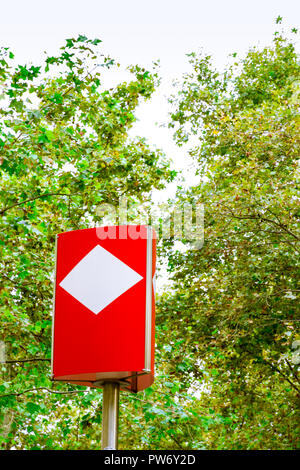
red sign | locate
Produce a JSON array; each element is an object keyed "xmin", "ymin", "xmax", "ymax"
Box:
[{"xmin": 51, "ymin": 225, "xmax": 156, "ymax": 392}]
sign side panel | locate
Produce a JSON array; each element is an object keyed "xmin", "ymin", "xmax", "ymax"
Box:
[
  {"xmin": 144, "ymin": 226, "xmax": 153, "ymax": 372},
  {"xmin": 137, "ymin": 227, "xmax": 156, "ymax": 391},
  {"xmin": 151, "ymin": 233, "xmax": 156, "ymax": 374}
]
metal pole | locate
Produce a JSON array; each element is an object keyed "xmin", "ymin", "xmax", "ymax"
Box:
[{"xmin": 101, "ymin": 382, "xmax": 120, "ymax": 450}]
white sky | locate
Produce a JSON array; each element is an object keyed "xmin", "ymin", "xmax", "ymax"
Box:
[{"xmin": 0, "ymin": 0, "xmax": 299, "ymax": 194}]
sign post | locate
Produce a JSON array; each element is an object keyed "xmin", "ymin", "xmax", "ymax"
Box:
[
  {"xmin": 51, "ymin": 225, "xmax": 156, "ymax": 449},
  {"xmin": 101, "ymin": 382, "xmax": 120, "ymax": 450}
]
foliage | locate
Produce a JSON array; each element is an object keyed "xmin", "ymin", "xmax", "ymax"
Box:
[
  {"xmin": 1, "ymin": 24, "xmax": 299, "ymax": 451},
  {"xmin": 159, "ymin": 26, "xmax": 300, "ymax": 449},
  {"xmin": 0, "ymin": 36, "xmax": 172, "ymax": 449}
]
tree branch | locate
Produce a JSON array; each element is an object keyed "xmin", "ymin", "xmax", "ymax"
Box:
[
  {"xmin": 217, "ymin": 202, "xmax": 300, "ymax": 242},
  {"xmin": 0, "ymin": 358, "xmax": 50, "ymax": 365},
  {"xmin": 0, "ymin": 387, "xmax": 87, "ymax": 399},
  {"xmin": 263, "ymin": 360, "xmax": 300, "ymax": 394},
  {"xmin": 0, "ymin": 192, "xmax": 73, "ymax": 216},
  {"xmin": 285, "ymin": 359, "xmax": 300, "ymax": 384}
]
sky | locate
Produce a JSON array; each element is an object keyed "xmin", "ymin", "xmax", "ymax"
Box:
[{"xmin": 0, "ymin": 0, "xmax": 299, "ymax": 194}]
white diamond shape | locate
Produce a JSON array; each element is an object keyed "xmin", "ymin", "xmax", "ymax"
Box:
[{"xmin": 59, "ymin": 245, "xmax": 143, "ymax": 314}]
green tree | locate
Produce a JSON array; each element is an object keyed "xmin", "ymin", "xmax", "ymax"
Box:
[
  {"xmin": 1, "ymin": 26, "xmax": 299, "ymax": 452},
  {"xmin": 159, "ymin": 26, "xmax": 300, "ymax": 449},
  {"xmin": 0, "ymin": 36, "xmax": 172, "ymax": 449}
]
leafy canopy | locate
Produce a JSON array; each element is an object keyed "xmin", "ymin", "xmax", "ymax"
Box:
[
  {"xmin": 159, "ymin": 26, "xmax": 300, "ymax": 449},
  {"xmin": 0, "ymin": 35, "xmax": 172, "ymax": 450}
]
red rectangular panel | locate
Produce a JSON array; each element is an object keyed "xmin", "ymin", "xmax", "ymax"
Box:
[{"xmin": 51, "ymin": 225, "xmax": 156, "ymax": 392}]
